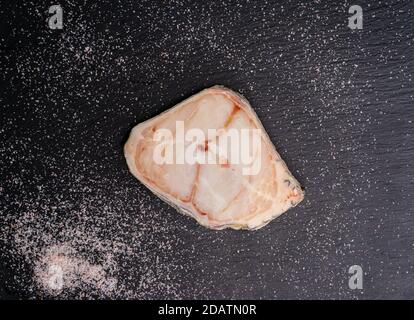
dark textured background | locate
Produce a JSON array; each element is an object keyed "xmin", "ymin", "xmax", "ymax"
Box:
[{"xmin": 0, "ymin": 0, "xmax": 413, "ymax": 299}]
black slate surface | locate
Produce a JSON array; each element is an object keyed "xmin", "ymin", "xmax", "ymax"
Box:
[{"xmin": 0, "ymin": 0, "xmax": 413, "ymax": 299}]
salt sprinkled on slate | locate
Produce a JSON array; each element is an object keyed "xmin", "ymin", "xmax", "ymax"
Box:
[
  {"xmin": 3, "ymin": 172, "xmax": 191, "ymax": 299},
  {"xmin": 33, "ymin": 244, "xmax": 118, "ymax": 296}
]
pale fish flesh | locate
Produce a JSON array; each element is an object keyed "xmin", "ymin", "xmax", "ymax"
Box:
[{"xmin": 124, "ymin": 86, "xmax": 304, "ymax": 230}]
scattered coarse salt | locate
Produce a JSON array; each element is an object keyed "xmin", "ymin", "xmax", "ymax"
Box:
[{"xmin": 34, "ymin": 244, "xmax": 117, "ymax": 296}]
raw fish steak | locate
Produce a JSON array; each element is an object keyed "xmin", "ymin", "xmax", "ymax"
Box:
[{"xmin": 124, "ymin": 86, "xmax": 304, "ymax": 230}]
